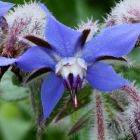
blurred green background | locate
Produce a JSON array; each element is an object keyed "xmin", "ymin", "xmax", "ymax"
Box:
[
  {"xmin": 1, "ymin": 0, "xmax": 131, "ymax": 140},
  {"xmin": 5, "ymin": 0, "xmax": 119, "ymax": 26}
]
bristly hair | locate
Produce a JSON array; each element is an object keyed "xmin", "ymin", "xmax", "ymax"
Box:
[
  {"xmin": 6, "ymin": 1, "xmax": 47, "ymax": 36},
  {"xmin": 125, "ymin": 101, "xmax": 140, "ymax": 139},
  {"xmin": 108, "ymin": 0, "xmax": 140, "ymax": 24},
  {"xmin": 76, "ymin": 18, "xmax": 99, "ymax": 42}
]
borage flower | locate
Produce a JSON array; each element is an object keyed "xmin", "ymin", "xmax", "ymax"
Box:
[{"xmin": 0, "ymin": 3, "xmax": 140, "ymax": 120}]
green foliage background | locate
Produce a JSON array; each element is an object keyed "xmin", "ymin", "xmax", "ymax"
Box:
[{"xmin": 1, "ymin": 0, "xmax": 139, "ymax": 140}]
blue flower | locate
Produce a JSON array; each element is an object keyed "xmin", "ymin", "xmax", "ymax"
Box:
[
  {"xmin": 0, "ymin": 1, "xmax": 14, "ymax": 17},
  {"xmin": 0, "ymin": 3, "xmax": 140, "ymax": 120}
]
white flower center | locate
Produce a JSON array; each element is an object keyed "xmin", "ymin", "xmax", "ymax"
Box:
[
  {"xmin": 55, "ymin": 57, "xmax": 87, "ymax": 79},
  {"xmin": 55, "ymin": 57, "xmax": 87, "ymax": 108}
]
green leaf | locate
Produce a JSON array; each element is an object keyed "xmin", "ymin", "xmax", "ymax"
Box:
[
  {"xmin": 68, "ymin": 110, "xmax": 91, "ymax": 136},
  {"xmin": 0, "ymin": 120, "xmax": 32, "ymax": 140},
  {"xmin": 128, "ymin": 47, "xmax": 140, "ymax": 64},
  {"xmin": 0, "ymin": 102, "xmax": 32, "ymax": 140},
  {"xmin": 102, "ymin": 94, "xmax": 124, "ymax": 112},
  {"xmin": 115, "ymin": 65, "xmax": 140, "ymax": 87},
  {"xmin": 55, "ymin": 85, "xmax": 93, "ymax": 122},
  {"xmin": 0, "ymin": 71, "xmax": 29, "ymax": 101}
]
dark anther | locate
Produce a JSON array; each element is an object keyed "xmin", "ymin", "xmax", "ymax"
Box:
[
  {"xmin": 68, "ymin": 73, "xmax": 74, "ymax": 88},
  {"xmin": 64, "ymin": 73, "xmax": 82, "ymax": 108}
]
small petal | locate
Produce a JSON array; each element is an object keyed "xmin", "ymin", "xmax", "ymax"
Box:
[
  {"xmin": 39, "ymin": 3, "xmax": 82, "ymax": 57},
  {"xmin": 24, "ymin": 67, "xmax": 51, "ymax": 83},
  {"xmin": 82, "ymin": 23, "xmax": 140, "ymax": 62},
  {"xmin": 41, "ymin": 73, "xmax": 64, "ymax": 120},
  {"xmin": 24, "ymin": 35, "xmax": 52, "ymax": 49},
  {"xmin": 0, "ymin": 57, "xmax": 16, "ymax": 66},
  {"xmin": 0, "ymin": 1, "xmax": 14, "ymax": 17},
  {"xmin": 86, "ymin": 62, "xmax": 129, "ymax": 92},
  {"xmin": 16, "ymin": 46, "xmax": 55, "ymax": 73}
]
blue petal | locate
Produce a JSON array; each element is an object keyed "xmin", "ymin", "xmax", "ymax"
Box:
[
  {"xmin": 39, "ymin": 3, "xmax": 82, "ymax": 57},
  {"xmin": 41, "ymin": 73, "xmax": 64, "ymax": 120},
  {"xmin": 16, "ymin": 46, "xmax": 55, "ymax": 73},
  {"xmin": 86, "ymin": 62, "xmax": 129, "ymax": 92},
  {"xmin": 0, "ymin": 57, "xmax": 16, "ymax": 66},
  {"xmin": 0, "ymin": 1, "xmax": 14, "ymax": 17},
  {"xmin": 82, "ymin": 23, "xmax": 140, "ymax": 63}
]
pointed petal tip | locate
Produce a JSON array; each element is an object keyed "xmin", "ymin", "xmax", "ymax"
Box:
[
  {"xmin": 0, "ymin": 1, "xmax": 15, "ymax": 16},
  {"xmin": 38, "ymin": 2, "xmax": 51, "ymax": 15},
  {"xmin": 38, "ymin": 2, "xmax": 82, "ymax": 57}
]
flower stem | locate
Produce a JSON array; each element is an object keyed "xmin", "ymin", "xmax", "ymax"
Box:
[
  {"xmin": 121, "ymin": 85, "xmax": 140, "ymax": 139},
  {"xmin": 29, "ymin": 85, "xmax": 45, "ymax": 140},
  {"xmin": 95, "ymin": 94, "xmax": 105, "ymax": 140},
  {"xmin": 121, "ymin": 85, "xmax": 140, "ymax": 103}
]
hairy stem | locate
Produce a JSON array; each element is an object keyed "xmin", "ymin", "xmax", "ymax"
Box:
[
  {"xmin": 95, "ymin": 94, "xmax": 105, "ymax": 140},
  {"xmin": 121, "ymin": 85, "xmax": 140, "ymax": 103},
  {"xmin": 29, "ymin": 84, "xmax": 45, "ymax": 140},
  {"xmin": 121, "ymin": 85, "xmax": 140, "ymax": 139}
]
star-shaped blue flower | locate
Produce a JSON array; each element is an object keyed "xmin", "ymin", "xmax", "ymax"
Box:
[
  {"xmin": 0, "ymin": 1, "xmax": 14, "ymax": 17},
  {"xmin": 0, "ymin": 3, "xmax": 140, "ymax": 120}
]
